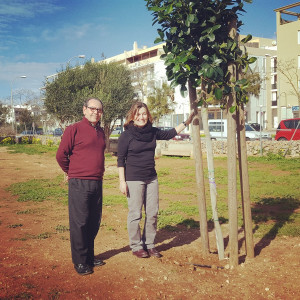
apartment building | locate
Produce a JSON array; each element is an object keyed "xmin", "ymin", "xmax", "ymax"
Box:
[
  {"xmin": 243, "ymin": 36, "xmax": 278, "ymax": 130},
  {"xmin": 103, "ymin": 41, "xmax": 190, "ymax": 129},
  {"xmin": 102, "ymin": 38, "xmax": 279, "ymax": 130},
  {"xmin": 275, "ymin": 2, "xmax": 300, "ymax": 120}
]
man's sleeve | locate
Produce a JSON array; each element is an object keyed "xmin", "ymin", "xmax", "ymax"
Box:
[{"xmin": 56, "ymin": 126, "xmax": 74, "ymax": 173}]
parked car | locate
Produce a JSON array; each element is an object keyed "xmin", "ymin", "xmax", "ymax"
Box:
[
  {"xmin": 20, "ymin": 130, "xmax": 34, "ymax": 136},
  {"xmin": 208, "ymin": 119, "xmax": 272, "ymax": 141},
  {"xmin": 111, "ymin": 127, "xmax": 122, "ymax": 135},
  {"xmin": 53, "ymin": 128, "xmax": 63, "ymax": 136},
  {"xmin": 248, "ymin": 122, "xmax": 261, "ymax": 131},
  {"xmin": 275, "ymin": 118, "xmax": 300, "ymax": 141},
  {"xmin": 173, "ymin": 133, "xmax": 191, "ymax": 141},
  {"xmin": 157, "ymin": 126, "xmax": 173, "ymax": 131}
]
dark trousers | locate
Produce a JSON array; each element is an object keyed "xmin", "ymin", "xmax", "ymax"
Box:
[{"xmin": 68, "ymin": 178, "xmax": 103, "ymax": 265}]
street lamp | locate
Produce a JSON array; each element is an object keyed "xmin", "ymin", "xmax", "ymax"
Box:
[
  {"xmin": 10, "ymin": 75, "xmax": 27, "ymax": 131},
  {"xmin": 259, "ymin": 105, "xmax": 263, "ymax": 156},
  {"xmin": 66, "ymin": 54, "xmax": 85, "ymax": 66}
]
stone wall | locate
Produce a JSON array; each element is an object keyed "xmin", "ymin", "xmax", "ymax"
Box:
[
  {"xmin": 2, "ymin": 135, "xmax": 299, "ymax": 157},
  {"xmin": 156, "ymin": 140, "xmax": 300, "ymax": 157}
]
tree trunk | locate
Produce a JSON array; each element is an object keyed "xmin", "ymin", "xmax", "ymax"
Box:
[
  {"xmin": 237, "ymin": 104, "xmax": 254, "ymax": 258},
  {"xmin": 201, "ymin": 102, "xmax": 225, "ymax": 260},
  {"xmin": 104, "ymin": 126, "xmax": 111, "ymax": 153},
  {"xmin": 227, "ymin": 19, "xmax": 239, "ymax": 268},
  {"xmin": 188, "ymin": 81, "xmax": 210, "ymax": 255}
]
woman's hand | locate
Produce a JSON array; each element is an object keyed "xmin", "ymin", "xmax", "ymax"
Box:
[
  {"xmin": 119, "ymin": 180, "xmax": 128, "ymax": 196},
  {"xmin": 185, "ymin": 110, "xmax": 196, "ymax": 126}
]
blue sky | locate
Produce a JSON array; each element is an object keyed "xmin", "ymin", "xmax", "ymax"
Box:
[{"xmin": 0, "ymin": 0, "xmax": 298, "ymax": 101}]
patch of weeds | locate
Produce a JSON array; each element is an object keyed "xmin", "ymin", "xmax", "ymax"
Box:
[
  {"xmin": 22, "ymin": 282, "xmax": 36, "ymax": 289},
  {"xmin": 7, "ymin": 175, "xmax": 68, "ymax": 203},
  {"xmin": 103, "ymin": 195, "xmax": 127, "ymax": 207},
  {"xmin": 9, "ymin": 292, "xmax": 34, "ymax": 299},
  {"xmin": 36, "ymin": 232, "xmax": 51, "ymax": 239},
  {"xmin": 8, "ymin": 223, "xmax": 23, "ymax": 228},
  {"xmin": 180, "ymin": 218, "xmax": 199, "ymax": 229},
  {"xmin": 6, "ymin": 143, "xmax": 58, "ymax": 155},
  {"xmin": 17, "ymin": 209, "xmax": 34, "ymax": 215},
  {"xmin": 252, "ymin": 196, "xmax": 300, "ymax": 238},
  {"xmin": 167, "ymin": 201, "xmax": 198, "ymax": 217},
  {"xmin": 157, "ymin": 168, "xmax": 170, "ymax": 176},
  {"xmin": 157, "ymin": 213, "xmax": 185, "ymax": 229},
  {"xmin": 55, "ymin": 224, "xmax": 69, "ymax": 233},
  {"xmin": 48, "ymin": 288, "xmax": 62, "ymax": 300},
  {"xmin": 12, "ymin": 234, "xmax": 34, "ymax": 241},
  {"xmin": 101, "ymin": 223, "xmax": 116, "ymax": 231},
  {"xmin": 105, "ymin": 173, "xmax": 119, "ymax": 180}
]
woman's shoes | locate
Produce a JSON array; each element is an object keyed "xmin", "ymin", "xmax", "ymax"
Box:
[
  {"xmin": 132, "ymin": 249, "xmax": 149, "ymax": 258},
  {"xmin": 132, "ymin": 248, "xmax": 163, "ymax": 258},
  {"xmin": 148, "ymin": 248, "xmax": 162, "ymax": 258}
]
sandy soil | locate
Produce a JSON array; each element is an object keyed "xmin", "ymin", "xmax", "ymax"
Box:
[{"xmin": 0, "ymin": 147, "xmax": 299, "ymax": 300}]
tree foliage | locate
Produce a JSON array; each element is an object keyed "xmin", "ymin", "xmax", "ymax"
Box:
[
  {"xmin": 44, "ymin": 61, "xmax": 135, "ymax": 137},
  {"xmin": 0, "ymin": 103, "xmax": 9, "ymax": 126},
  {"xmin": 145, "ymin": 0, "xmax": 255, "ymax": 109},
  {"xmin": 147, "ymin": 82, "xmax": 175, "ymax": 123}
]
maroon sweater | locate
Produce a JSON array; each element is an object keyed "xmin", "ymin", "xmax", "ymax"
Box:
[{"xmin": 56, "ymin": 117, "xmax": 106, "ymax": 181}]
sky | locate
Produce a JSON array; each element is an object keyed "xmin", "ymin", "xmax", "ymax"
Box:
[{"xmin": 0, "ymin": 0, "xmax": 299, "ymax": 102}]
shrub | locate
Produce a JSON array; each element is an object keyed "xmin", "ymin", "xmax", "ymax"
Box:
[{"xmin": 0, "ymin": 137, "xmax": 14, "ymax": 145}]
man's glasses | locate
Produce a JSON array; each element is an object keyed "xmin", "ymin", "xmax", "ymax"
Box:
[{"xmin": 88, "ymin": 106, "xmax": 102, "ymax": 113}]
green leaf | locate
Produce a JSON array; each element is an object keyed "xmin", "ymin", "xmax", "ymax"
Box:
[
  {"xmin": 187, "ymin": 14, "xmax": 195, "ymax": 23},
  {"xmin": 158, "ymin": 29, "xmax": 164, "ymax": 39},
  {"xmin": 241, "ymin": 34, "xmax": 252, "ymax": 44},
  {"xmin": 214, "ymin": 88, "xmax": 223, "ymax": 100},
  {"xmin": 170, "ymin": 27, "xmax": 177, "ymax": 34},
  {"xmin": 154, "ymin": 37, "xmax": 163, "ymax": 44},
  {"xmin": 180, "ymin": 85, "xmax": 188, "ymax": 98},
  {"xmin": 229, "ymin": 105, "xmax": 237, "ymax": 113},
  {"xmin": 248, "ymin": 57, "xmax": 257, "ymax": 64},
  {"xmin": 166, "ymin": 4, "xmax": 173, "ymax": 14}
]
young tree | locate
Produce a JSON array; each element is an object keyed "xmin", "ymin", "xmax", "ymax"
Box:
[
  {"xmin": 18, "ymin": 108, "xmax": 34, "ymax": 131},
  {"xmin": 146, "ymin": 0, "xmax": 255, "ymax": 265},
  {"xmin": 44, "ymin": 61, "xmax": 135, "ymax": 148},
  {"xmin": 147, "ymin": 82, "xmax": 175, "ymax": 124}
]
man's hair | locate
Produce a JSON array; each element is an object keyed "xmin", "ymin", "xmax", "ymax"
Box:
[
  {"xmin": 84, "ymin": 97, "xmax": 103, "ymax": 109},
  {"xmin": 124, "ymin": 101, "xmax": 153, "ymax": 128}
]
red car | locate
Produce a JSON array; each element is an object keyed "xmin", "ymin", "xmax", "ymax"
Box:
[{"xmin": 275, "ymin": 118, "xmax": 300, "ymax": 141}]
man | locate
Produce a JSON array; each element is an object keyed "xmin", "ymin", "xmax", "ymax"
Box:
[{"xmin": 56, "ymin": 97, "xmax": 106, "ymax": 275}]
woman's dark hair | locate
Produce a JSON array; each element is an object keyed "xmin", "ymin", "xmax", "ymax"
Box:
[{"xmin": 124, "ymin": 101, "xmax": 153, "ymax": 128}]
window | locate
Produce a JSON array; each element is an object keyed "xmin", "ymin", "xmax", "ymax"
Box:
[{"xmin": 209, "ymin": 122, "xmax": 224, "ymax": 133}]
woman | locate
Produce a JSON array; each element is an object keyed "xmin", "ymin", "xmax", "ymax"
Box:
[{"xmin": 117, "ymin": 101, "xmax": 194, "ymax": 258}]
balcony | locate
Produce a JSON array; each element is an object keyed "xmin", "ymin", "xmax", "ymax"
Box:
[{"xmin": 271, "ymin": 83, "xmax": 277, "ymax": 89}]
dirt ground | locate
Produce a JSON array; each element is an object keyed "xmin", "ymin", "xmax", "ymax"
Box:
[{"xmin": 0, "ymin": 147, "xmax": 299, "ymax": 300}]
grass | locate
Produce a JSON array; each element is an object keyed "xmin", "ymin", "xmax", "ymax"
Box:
[
  {"xmin": 4, "ymin": 144, "xmax": 300, "ymax": 239},
  {"xmin": 3, "ymin": 143, "xmax": 59, "ymax": 155}
]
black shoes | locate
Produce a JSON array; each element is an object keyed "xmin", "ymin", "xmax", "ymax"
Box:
[
  {"xmin": 148, "ymin": 248, "xmax": 163, "ymax": 258},
  {"xmin": 74, "ymin": 264, "xmax": 93, "ymax": 276},
  {"xmin": 132, "ymin": 249, "xmax": 150, "ymax": 258},
  {"xmin": 94, "ymin": 258, "xmax": 105, "ymax": 267},
  {"xmin": 74, "ymin": 259, "xmax": 105, "ymax": 275}
]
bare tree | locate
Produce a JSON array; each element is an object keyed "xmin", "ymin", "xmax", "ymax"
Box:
[{"xmin": 277, "ymin": 59, "xmax": 300, "ymax": 107}]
